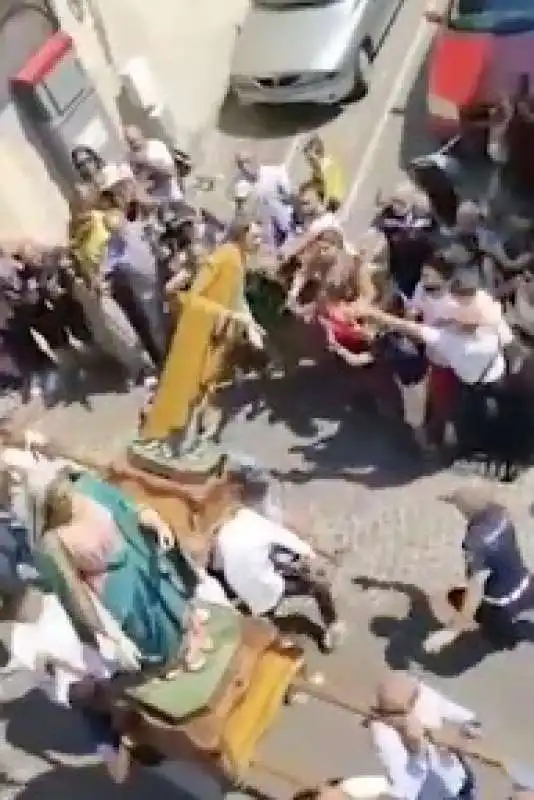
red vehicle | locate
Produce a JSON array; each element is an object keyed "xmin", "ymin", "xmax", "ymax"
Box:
[{"xmin": 425, "ymin": 0, "xmax": 534, "ymax": 138}]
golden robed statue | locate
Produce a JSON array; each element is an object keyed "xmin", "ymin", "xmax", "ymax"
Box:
[{"xmin": 136, "ymin": 220, "xmax": 262, "ymax": 472}]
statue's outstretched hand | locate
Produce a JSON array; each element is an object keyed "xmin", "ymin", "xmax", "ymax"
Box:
[{"xmin": 138, "ymin": 506, "xmax": 175, "ymax": 552}]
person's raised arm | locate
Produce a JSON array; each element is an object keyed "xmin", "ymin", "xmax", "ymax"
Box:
[{"xmin": 354, "ymin": 256, "xmax": 376, "ymax": 304}]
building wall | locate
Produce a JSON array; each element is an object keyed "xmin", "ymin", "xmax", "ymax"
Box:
[
  {"xmin": 0, "ymin": 0, "xmax": 119, "ymax": 243},
  {"xmin": 0, "ymin": 0, "xmax": 247, "ymax": 243}
]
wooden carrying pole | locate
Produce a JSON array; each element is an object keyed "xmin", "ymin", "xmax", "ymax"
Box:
[
  {"xmin": 290, "ymin": 678, "xmax": 504, "ymax": 769},
  {"xmin": 248, "ymin": 678, "xmax": 509, "ymax": 794},
  {"xmin": 0, "ymin": 432, "xmax": 511, "ymax": 785}
]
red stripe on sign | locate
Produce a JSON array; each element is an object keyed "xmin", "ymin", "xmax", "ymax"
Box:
[{"xmin": 12, "ymin": 31, "xmax": 73, "ymax": 86}]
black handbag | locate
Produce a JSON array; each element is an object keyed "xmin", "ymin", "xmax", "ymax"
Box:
[{"xmin": 374, "ymin": 332, "xmax": 427, "ymax": 386}]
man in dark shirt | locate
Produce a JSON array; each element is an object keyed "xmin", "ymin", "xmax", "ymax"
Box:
[{"xmin": 373, "ymin": 188, "xmax": 435, "ymax": 298}]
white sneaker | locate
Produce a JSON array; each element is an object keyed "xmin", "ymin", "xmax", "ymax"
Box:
[{"xmin": 321, "ymin": 620, "xmax": 347, "ymax": 652}]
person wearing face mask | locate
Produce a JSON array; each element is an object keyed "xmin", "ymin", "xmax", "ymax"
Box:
[
  {"xmin": 372, "ymin": 182, "xmax": 435, "ymax": 299},
  {"xmin": 369, "ymin": 670, "xmax": 480, "ymax": 800}
]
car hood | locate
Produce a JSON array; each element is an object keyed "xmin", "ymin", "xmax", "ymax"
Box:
[
  {"xmin": 231, "ymin": 3, "xmax": 353, "ymax": 76},
  {"xmin": 429, "ymin": 29, "xmax": 534, "ymax": 108}
]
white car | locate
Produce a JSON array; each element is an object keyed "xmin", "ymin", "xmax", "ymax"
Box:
[{"xmin": 230, "ymin": 0, "xmax": 405, "ymax": 106}]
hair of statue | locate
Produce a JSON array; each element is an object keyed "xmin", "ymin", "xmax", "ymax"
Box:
[{"xmin": 43, "ymin": 473, "xmax": 75, "ymax": 533}]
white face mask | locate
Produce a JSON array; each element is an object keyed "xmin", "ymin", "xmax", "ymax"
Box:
[{"xmin": 451, "ymin": 292, "xmax": 477, "ymax": 307}]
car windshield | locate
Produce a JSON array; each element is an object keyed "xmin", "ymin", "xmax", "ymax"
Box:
[
  {"xmin": 255, "ymin": 0, "xmax": 341, "ymax": 7},
  {"xmin": 449, "ymin": 0, "xmax": 534, "ymax": 33}
]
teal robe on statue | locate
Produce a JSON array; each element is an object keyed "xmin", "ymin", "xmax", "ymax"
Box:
[{"xmin": 39, "ymin": 473, "xmax": 196, "ymax": 665}]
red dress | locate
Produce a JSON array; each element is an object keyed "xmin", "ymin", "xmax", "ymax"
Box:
[{"xmin": 319, "ymin": 304, "xmax": 368, "ymax": 354}]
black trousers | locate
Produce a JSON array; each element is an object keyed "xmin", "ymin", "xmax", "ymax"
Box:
[
  {"xmin": 455, "ymin": 377, "xmax": 533, "ymax": 467},
  {"xmin": 475, "ymin": 578, "xmax": 534, "ymax": 649},
  {"xmin": 282, "ymin": 572, "xmax": 338, "ymax": 628}
]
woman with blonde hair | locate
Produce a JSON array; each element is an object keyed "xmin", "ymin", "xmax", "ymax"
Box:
[{"xmin": 287, "ymin": 228, "xmax": 375, "ymax": 319}]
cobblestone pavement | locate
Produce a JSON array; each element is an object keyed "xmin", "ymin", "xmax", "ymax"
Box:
[
  {"xmin": 2, "ymin": 360, "xmax": 534, "ymax": 798},
  {"xmin": 2, "ymin": 0, "xmax": 534, "ymax": 786}
]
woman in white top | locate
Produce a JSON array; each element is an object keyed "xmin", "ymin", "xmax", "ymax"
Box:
[
  {"xmin": 352, "ymin": 279, "xmax": 521, "ymax": 471},
  {"xmin": 369, "ymin": 670, "xmax": 479, "ymax": 800}
]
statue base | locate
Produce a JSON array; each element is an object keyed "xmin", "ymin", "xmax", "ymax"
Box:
[{"xmin": 127, "ymin": 437, "xmax": 226, "ymax": 485}]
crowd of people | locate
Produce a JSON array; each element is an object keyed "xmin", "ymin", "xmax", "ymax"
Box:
[
  {"xmin": 2, "ymin": 114, "xmax": 534, "ymax": 482},
  {"xmin": 0, "ymin": 99, "xmax": 534, "ymax": 798}
]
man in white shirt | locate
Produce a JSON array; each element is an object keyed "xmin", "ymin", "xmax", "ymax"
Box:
[
  {"xmin": 369, "ymin": 670, "xmax": 479, "ymax": 800},
  {"xmin": 124, "ymin": 125, "xmax": 183, "ymax": 203},
  {"xmin": 234, "ymin": 152, "xmax": 293, "ymax": 247},
  {"xmin": 210, "ymin": 455, "xmax": 345, "ymax": 651}
]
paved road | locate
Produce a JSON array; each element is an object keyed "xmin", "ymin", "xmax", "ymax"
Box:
[
  {"xmin": 201, "ymin": 0, "xmax": 435, "ymax": 239},
  {"xmin": 3, "ymin": 2, "xmax": 534, "ymax": 796}
]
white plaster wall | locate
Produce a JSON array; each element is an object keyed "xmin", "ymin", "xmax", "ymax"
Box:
[
  {"xmin": 0, "ymin": 0, "xmax": 123, "ymax": 244},
  {"xmin": 1, "ymin": 0, "xmax": 248, "ymax": 241},
  {"xmin": 0, "ymin": 109, "xmax": 67, "ymax": 244},
  {"xmin": 79, "ymin": 0, "xmax": 249, "ymax": 150}
]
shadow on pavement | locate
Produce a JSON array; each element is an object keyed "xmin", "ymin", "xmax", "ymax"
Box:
[
  {"xmin": 5, "ymin": 691, "xmax": 95, "ymax": 759},
  {"xmin": 3, "ymin": 690, "xmax": 270, "ymax": 800},
  {"xmin": 14, "ymin": 763, "xmax": 199, "ymax": 800},
  {"xmin": 217, "ymin": 92, "xmax": 342, "ymax": 139},
  {"xmin": 219, "ymin": 353, "xmax": 440, "ymax": 489},
  {"xmin": 351, "ymin": 575, "xmax": 495, "ymax": 678}
]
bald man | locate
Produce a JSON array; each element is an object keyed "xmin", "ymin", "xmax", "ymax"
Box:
[
  {"xmin": 369, "ymin": 670, "xmax": 479, "ymax": 799},
  {"xmin": 292, "ymin": 776, "xmax": 393, "ymax": 800}
]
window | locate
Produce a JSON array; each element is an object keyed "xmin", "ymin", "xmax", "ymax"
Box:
[
  {"xmin": 449, "ymin": 0, "xmax": 534, "ymax": 32},
  {"xmin": 40, "ymin": 51, "xmax": 85, "ymax": 115}
]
